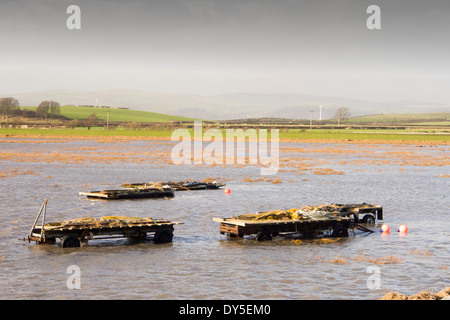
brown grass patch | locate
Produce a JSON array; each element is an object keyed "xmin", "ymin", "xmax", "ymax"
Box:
[
  {"xmin": 352, "ymin": 255, "xmax": 402, "ymax": 265},
  {"xmin": 312, "ymin": 168, "xmax": 345, "ymax": 175},
  {"xmin": 242, "ymin": 176, "xmax": 282, "ymax": 183},
  {"xmin": 0, "ymin": 168, "xmax": 40, "ymax": 178},
  {"xmin": 410, "ymin": 250, "xmax": 433, "ymax": 257},
  {"xmin": 328, "ymin": 258, "xmax": 350, "ymax": 265}
]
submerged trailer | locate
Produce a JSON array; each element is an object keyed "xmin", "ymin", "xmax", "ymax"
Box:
[
  {"xmin": 79, "ymin": 185, "xmax": 175, "ymax": 199},
  {"xmin": 121, "ymin": 180, "xmax": 226, "ymax": 191},
  {"xmin": 213, "ymin": 203, "xmax": 383, "ymax": 241},
  {"xmin": 300, "ymin": 203, "xmax": 383, "ymax": 224},
  {"xmin": 27, "ymin": 200, "xmax": 182, "ymax": 247},
  {"xmin": 213, "ymin": 216, "xmax": 352, "ymax": 241}
]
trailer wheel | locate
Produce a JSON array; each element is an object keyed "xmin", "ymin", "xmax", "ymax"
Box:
[
  {"xmin": 256, "ymin": 231, "xmax": 272, "ymax": 241},
  {"xmin": 332, "ymin": 227, "xmax": 349, "ymax": 238},
  {"xmin": 362, "ymin": 215, "xmax": 375, "ymax": 225},
  {"xmin": 61, "ymin": 235, "xmax": 81, "ymax": 248},
  {"xmin": 44, "ymin": 237, "xmax": 56, "ymax": 244},
  {"xmin": 154, "ymin": 229, "xmax": 173, "ymax": 244}
]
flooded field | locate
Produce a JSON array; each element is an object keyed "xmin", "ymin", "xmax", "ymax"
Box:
[{"xmin": 0, "ymin": 137, "xmax": 448, "ymax": 299}]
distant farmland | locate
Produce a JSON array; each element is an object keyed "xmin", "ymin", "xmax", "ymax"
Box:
[
  {"xmin": 22, "ymin": 105, "xmax": 197, "ymax": 123},
  {"xmin": 348, "ymin": 112, "xmax": 450, "ymax": 124}
]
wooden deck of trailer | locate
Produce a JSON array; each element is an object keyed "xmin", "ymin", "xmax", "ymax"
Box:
[
  {"xmin": 27, "ymin": 200, "xmax": 182, "ymax": 247},
  {"xmin": 120, "ymin": 181, "xmax": 226, "ymax": 191},
  {"xmin": 79, "ymin": 185, "xmax": 175, "ymax": 199},
  {"xmin": 213, "ymin": 203, "xmax": 383, "ymax": 241},
  {"xmin": 213, "ymin": 216, "xmax": 352, "ymax": 241}
]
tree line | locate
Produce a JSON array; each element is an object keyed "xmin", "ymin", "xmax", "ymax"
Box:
[
  {"xmin": 0, "ymin": 97, "xmax": 62, "ymax": 121},
  {"xmin": 0, "ymin": 96, "xmax": 103, "ymax": 130}
]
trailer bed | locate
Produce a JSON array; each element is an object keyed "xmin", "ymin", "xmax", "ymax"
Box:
[
  {"xmin": 213, "ymin": 216, "xmax": 352, "ymax": 241},
  {"xmin": 213, "ymin": 202, "xmax": 382, "ymax": 241},
  {"xmin": 79, "ymin": 186, "xmax": 174, "ymax": 199},
  {"xmin": 27, "ymin": 200, "xmax": 182, "ymax": 247},
  {"xmin": 121, "ymin": 181, "xmax": 226, "ymax": 191}
]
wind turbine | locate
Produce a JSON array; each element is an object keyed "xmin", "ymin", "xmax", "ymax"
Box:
[{"xmin": 319, "ymin": 105, "xmax": 323, "ymax": 121}]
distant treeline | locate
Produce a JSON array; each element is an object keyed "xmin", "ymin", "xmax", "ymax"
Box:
[{"xmin": 0, "ymin": 96, "xmax": 132, "ymax": 124}]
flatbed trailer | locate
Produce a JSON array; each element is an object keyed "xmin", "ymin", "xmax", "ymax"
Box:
[
  {"xmin": 27, "ymin": 200, "xmax": 182, "ymax": 247},
  {"xmin": 79, "ymin": 185, "xmax": 174, "ymax": 199},
  {"xmin": 213, "ymin": 203, "xmax": 383, "ymax": 241},
  {"xmin": 120, "ymin": 181, "xmax": 226, "ymax": 191},
  {"xmin": 302, "ymin": 203, "xmax": 383, "ymax": 224},
  {"xmin": 213, "ymin": 216, "xmax": 352, "ymax": 241}
]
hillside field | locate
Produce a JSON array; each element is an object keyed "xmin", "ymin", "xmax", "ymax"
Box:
[
  {"xmin": 348, "ymin": 112, "xmax": 450, "ymax": 124},
  {"xmin": 22, "ymin": 105, "xmax": 197, "ymax": 123}
]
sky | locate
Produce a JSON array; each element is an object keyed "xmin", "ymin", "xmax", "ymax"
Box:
[{"xmin": 1, "ymin": 0, "xmax": 450, "ymax": 103}]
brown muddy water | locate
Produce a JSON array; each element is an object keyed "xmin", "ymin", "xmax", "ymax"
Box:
[{"xmin": 0, "ymin": 137, "xmax": 448, "ymax": 299}]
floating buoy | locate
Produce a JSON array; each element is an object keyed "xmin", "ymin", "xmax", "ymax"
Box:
[
  {"xmin": 381, "ymin": 223, "xmax": 390, "ymax": 233},
  {"xmin": 224, "ymin": 188, "xmax": 231, "ymax": 194},
  {"xmin": 398, "ymin": 224, "xmax": 408, "ymax": 233}
]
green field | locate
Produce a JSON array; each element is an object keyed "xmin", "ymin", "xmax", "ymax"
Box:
[
  {"xmin": 348, "ymin": 112, "xmax": 450, "ymax": 124},
  {"xmin": 2, "ymin": 108, "xmax": 449, "ymax": 142},
  {"xmin": 277, "ymin": 129, "xmax": 449, "ymax": 142},
  {"xmin": 22, "ymin": 105, "xmax": 197, "ymax": 123}
]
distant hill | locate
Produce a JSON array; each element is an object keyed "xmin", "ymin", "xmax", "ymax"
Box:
[{"xmin": 3, "ymin": 89, "xmax": 450, "ymax": 120}]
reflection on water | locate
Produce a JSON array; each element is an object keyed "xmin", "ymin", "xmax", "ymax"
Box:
[{"xmin": 0, "ymin": 138, "xmax": 448, "ymax": 299}]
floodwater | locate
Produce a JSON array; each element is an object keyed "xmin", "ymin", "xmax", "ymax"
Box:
[{"xmin": 0, "ymin": 137, "xmax": 448, "ymax": 299}]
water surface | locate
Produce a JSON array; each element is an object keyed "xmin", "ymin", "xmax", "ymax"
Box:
[{"xmin": 0, "ymin": 138, "xmax": 448, "ymax": 299}]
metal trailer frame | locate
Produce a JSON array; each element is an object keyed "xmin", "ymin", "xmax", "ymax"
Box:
[
  {"xmin": 213, "ymin": 203, "xmax": 383, "ymax": 241},
  {"xmin": 27, "ymin": 199, "xmax": 182, "ymax": 247},
  {"xmin": 331, "ymin": 204, "xmax": 383, "ymax": 224},
  {"xmin": 120, "ymin": 181, "xmax": 226, "ymax": 191},
  {"xmin": 213, "ymin": 216, "xmax": 352, "ymax": 241}
]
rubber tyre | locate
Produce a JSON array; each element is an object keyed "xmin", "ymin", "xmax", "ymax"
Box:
[
  {"xmin": 44, "ymin": 237, "xmax": 56, "ymax": 244},
  {"xmin": 362, "ymin": 215, "xmax": 375, "ymax": 225},
  {"xmin": 61, "ymin": 235, "xmax": 81, "ymax": 248},
  {"xmin": 256, "ymin": 231, "xmax": 272, "ymax": 241},
  {"xmin": 332, "ymin": 227, "xmax": 349, "ymax": 238},
  {"xmin": 154, "ymin": 229, "xmax": 173, "ymax": 244}
]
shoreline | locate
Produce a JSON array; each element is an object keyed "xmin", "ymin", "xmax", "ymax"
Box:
[{"xmin": 381, "ymin": 287, "xmax": 450, "ymax": 300}]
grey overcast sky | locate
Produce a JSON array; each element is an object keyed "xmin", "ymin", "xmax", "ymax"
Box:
[{"xmin": 1, "ymin": 0, "xmax": 450, "ymax": 102}]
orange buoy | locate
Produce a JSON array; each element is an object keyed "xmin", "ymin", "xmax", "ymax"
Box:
[
  {"xmin": 224, "ymin": 188, "xmax": 231, "ymax": 194},
  {"xmin": 381, "ymin": 224, "xmax": 390, "ymax": 233},
  {"xmin": 398, "ymin": 224, "xmax": 408, "ymax": 233}
]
